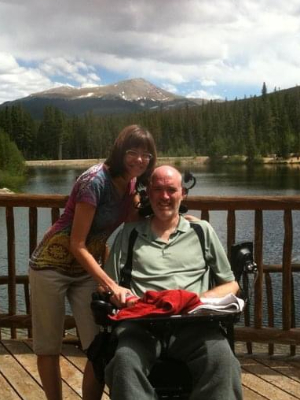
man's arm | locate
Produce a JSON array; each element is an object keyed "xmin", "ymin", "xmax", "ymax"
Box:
[
  {"xmin": 200, "ymin": 220, "xmax": 239, "ymax": 298},
  {"xmin": 201, "ymin": 280, "xmax": 239, "ymax": 298}
]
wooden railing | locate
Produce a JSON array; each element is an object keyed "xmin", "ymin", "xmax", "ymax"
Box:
[{"xmin": 0, "ymin": 193, "xmax": 299, "ymax": 354}]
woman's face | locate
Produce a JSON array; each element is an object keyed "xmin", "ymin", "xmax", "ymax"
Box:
[{"xmin": 123, "ymin": 147, "xmax": 152, "ymax": 178}]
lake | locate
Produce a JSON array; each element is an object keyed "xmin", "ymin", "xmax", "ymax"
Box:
[{"xmin": 1, "ymin": 162, "xmax": 300, "ymax": 325}]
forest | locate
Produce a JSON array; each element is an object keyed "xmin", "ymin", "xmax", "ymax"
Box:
[{"xmin": 0, "ymin": 83, "xmax": 300, "ymax": 162}]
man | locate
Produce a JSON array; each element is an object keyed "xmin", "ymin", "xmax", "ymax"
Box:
[{"xmin": 103, "ymin": 165, "xmax": 242, "ymax": 400}]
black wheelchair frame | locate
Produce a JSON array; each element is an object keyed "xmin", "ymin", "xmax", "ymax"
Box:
[{"xmin": 88, "ymin": 241, "xmax": 257, "ymax": 400}]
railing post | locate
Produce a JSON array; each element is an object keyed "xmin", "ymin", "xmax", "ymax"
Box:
[
  {"xmin": 29, "ymin": 207, "xmax": 38, "ymax": 256},
  {"xmin": 254, "ymin": 210, "xmax": 263, "ymax": 329},
  {"xmin": 227, "ymin": 210, "xmax": 236, "ymax": 257},
  {"xmin": 6, "ymin": 206, "xmax": 17, "ymax": 338},
  {"xmin": 282, "ymin": 210, "xmax": 293, "ymax": 346}
]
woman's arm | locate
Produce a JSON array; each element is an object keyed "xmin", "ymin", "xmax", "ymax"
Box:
[{"xmin": 69, "ymin": 202, "xmax": 132, "ymax": 306}]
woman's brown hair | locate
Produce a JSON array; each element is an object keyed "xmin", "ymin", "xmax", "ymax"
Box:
[{"xmin": 105, "ymin": 124, "xmax": 157, "ymax": 186}]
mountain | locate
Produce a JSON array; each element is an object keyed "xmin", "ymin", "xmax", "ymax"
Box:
[{"xmin": 0, "ymin": 78, "xmax": 207, "ymax": 119}]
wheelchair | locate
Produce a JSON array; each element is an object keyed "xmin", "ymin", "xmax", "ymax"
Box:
[{"xmin": 88, "ymin": 242, "xmax": 257, "ymax": 400}]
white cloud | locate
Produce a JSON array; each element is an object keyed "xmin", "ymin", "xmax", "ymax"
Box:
[
  {"xmin": 1, "ymin": 0, "xmax": 300, "ymax": 102},
  {"xmin": 161, "ymin": 83, "xmax": 178, "ymax": 94},
  {"xmin": 200, "ymin": 79, "xmax": 217, "ymax": 87},
  {"xmin": 187, "ymin": 89, "xmax": 223, "ymax": 100},
  {"xmin": 0, "ymin": 53, "xmax": 54, "ymax": 103},
  {"xmin": 39, "ymin": 58, "xmax": 101, "ymax": 86}
]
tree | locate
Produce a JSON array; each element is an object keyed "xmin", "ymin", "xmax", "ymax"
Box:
[{"xmin": 0, "ymin": 128, "xmax": 25, "ymax": 174}]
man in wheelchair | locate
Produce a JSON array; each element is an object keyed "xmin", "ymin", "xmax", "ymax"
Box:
[{"xmin": 97, "ymin": 165, "xmax": 243, "ymax": 400}]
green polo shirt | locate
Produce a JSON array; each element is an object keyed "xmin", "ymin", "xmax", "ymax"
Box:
[{"xmin": 104, "ymin": 216, "xmax": 235, "ymax": 298}]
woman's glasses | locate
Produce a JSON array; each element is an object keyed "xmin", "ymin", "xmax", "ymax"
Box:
[{"xmin": 125, "ymin": 149, "xmax": 153, "ymax": 161}]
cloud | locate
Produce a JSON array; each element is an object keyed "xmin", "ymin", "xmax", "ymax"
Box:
[
  {"xmin": 39, "ymin": 58, "xmax": 101, "ymax": 85},
  {"xmin": 161, "ymin": 83, "xmax": 178, "ymax": 94},
  {"xmin": 187, "ymin": 89, "xmax": 223, "ymax": 101},
  {"xmin": 0, "ymin": 52, "xmax": 54, "ymax": 103},
  {"xmin": 1, "ymin": 0, "xmax": 300, "ymax": 102}
]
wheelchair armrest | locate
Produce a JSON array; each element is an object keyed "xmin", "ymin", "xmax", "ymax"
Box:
[
  {"xmin": 230, "ymin": 241, "xmax": 257, "ymax": 303},
  {"xmin": 230, "ymin": 241, "xmax": 257, "ymax": 282},
  {"xmin": 90, "ymin": 292, "xmax": 117, "ymax": 326}
]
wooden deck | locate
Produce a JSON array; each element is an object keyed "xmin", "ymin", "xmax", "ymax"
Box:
[{"xmin": 0, "ymin": 340, "xmax": 299, "ymax": 400}]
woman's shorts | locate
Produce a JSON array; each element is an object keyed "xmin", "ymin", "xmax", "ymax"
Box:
[{"xmin": 29, "ymin": 268, "xmax": 100, "ymax": 355}]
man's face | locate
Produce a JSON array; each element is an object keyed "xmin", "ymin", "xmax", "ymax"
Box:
[{"xmin": 148, "ymin": 169, "xmax": 184, "ymax": 221}]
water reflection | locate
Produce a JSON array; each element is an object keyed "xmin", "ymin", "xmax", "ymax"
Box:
[{"xmin": 1, "ymin": 163, "xmax": 299, "ymax": 325}]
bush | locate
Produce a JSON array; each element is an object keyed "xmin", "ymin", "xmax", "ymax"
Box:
[{"xmin": 0, "ymin": 129, "xmax": 26, "ymax": 189}]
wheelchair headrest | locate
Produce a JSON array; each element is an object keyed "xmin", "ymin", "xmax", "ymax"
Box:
[{"xmin": 136, "ymin": 170, "xmax": 196, "ymax": 217}]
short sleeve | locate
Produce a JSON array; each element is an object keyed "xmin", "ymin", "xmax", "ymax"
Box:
[{"xmin": 74, "ymin": 164, "xmax": 106, "ymax": 207}]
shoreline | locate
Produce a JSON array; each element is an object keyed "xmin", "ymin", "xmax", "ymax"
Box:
[{"xmin": 25, "ymin": 155, "xmax": 300, "ymax": 168}]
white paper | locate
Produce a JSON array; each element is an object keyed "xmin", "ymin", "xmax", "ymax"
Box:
[{"xmin": 188, "ymin": 293, "xmax": 245, "ymax": 314}]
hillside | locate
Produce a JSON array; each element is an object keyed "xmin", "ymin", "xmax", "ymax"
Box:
[{"xmin": 0, "ymin": 78, "xmax": 207, "ymax": 119}]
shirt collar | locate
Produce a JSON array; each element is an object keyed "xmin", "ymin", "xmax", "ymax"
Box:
[{"xmin": 135, "ymin": 215, "xmax": 190, "ymax": 239}]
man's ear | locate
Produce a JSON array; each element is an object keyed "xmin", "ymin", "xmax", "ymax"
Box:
[{"xmin": 182, "ymin": 187, "xmax": 187, "ymax": 198}]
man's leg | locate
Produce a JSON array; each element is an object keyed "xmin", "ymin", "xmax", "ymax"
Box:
[
  {"xmin": 37, "ymin": 355, "xmax": 62, "ymax": 400},
  {"xmin": 168, "ymin": 324, "xmax": 243, "ymax": 400},
  {"xmin": 105, "ymin": 322, "xmax": 161, "ymax": 400}
]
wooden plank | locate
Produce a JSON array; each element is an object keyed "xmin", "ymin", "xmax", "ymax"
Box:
[
  {"xmin": 0, "ymin": 342, "xmax": 45, "ymax": 400},
  {"xmin": 0, "ymin": 372, "xmax": 22, "ymax": 399},
  {"xmin": 61, "ymin": 344, "xmax": 110, "ymax": 400},
  {"xmin": 235, "ymin": 327, "xmax": 300, "ymax": 345},
  {"xmin": 242, "ymin": 385, "xmax": 268, "ymax": 400},
  {"xmin": 2, "ymin": 193, "xmax": 300, "ymax": 210},
  {"xmin": 24, "ymin": 340, "xmax": 81, "ymax": 399},
  {"xmin": 184, "ymin": 196, "xmax": 300, "ymax": 210},
  {"xmin": 0, "ymin": 193, "xmax": 68, "ymax": 208},
  {"xmin": 241, "ymin": 358, "xmax": 300, "ymax": 399},
  {"xmin": 62, "ymin": 344, "xmax": 87, "ymax": 372},
  {"xmin": 254, "ymin": 357, "xmax": 300, "ymax": 382}
]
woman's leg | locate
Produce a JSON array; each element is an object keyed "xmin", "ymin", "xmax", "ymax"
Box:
[
  {"xmin": 82, "ymin": 359, "xmax": 105, "ymax": 400},
  {"xmin": 37, "ymin": 355, "xmax": 62, "ymax": 400},
  {"xmin": 68, "ymin": 274, "xmax": 103, "ymax": 400},
  {"xmin": 30, "ymin": 268, "xmax": 68, "ymax": 400}
]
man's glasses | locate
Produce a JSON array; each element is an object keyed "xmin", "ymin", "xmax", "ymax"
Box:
[{"xmin": 125, "ymin": 149, "xmax": 153, "ymax": 161}]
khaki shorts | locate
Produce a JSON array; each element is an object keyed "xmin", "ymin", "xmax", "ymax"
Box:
[{"xmin": 29, "ymin": 268, "xmax": 100, "ymax": 355}]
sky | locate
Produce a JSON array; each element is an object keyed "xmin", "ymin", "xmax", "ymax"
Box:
[{"xmin": 1, "ymin": 0, "xmax": 300, "ymax": 105}]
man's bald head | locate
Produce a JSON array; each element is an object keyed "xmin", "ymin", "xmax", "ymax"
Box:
[
  {"xmin": 148, "ymin": 165, "xmax": 184, "ymax": 222},
  {"xmin": 149, "ymin": 165, "xmax": 182, "ymax": 186}
]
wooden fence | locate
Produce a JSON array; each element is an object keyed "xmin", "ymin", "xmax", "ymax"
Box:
[{"xmin": 0, "ymin": 193, "xmax": 299, "ymax": 354}]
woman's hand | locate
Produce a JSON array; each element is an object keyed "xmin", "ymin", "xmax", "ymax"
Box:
[
  {"xmin": 184, "ymin": 214, "xmax": 200, "ymax": 222},
  {"xmin": 98, "ymin": 284, "xmax": 134, "ymax": 308}
]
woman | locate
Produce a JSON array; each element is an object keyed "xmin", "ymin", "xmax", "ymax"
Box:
[{"xmin": 29, "ymin": 124, "xmax": 157, "ymax": 400}]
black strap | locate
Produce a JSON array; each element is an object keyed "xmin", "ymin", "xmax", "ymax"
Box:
[
  {"xmin": 119, "ymin": 223, "xmax": 207, "ymax": 289},
  {"xmin": 119, "ymin": 228, "xmax": 138, "ymax": 288},
  {"xmin": 189, "ymin": 223, "xmax": 206, "ymax": 265}
]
